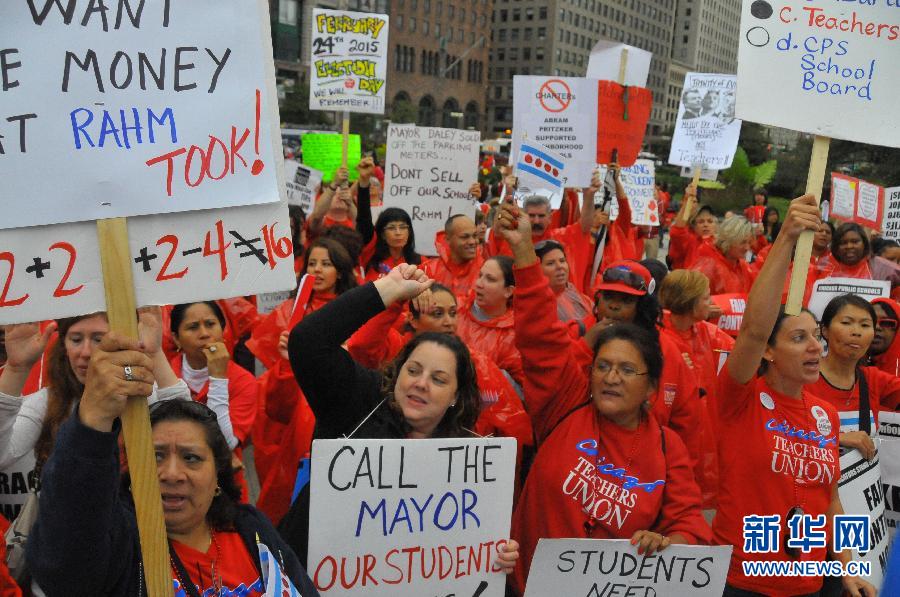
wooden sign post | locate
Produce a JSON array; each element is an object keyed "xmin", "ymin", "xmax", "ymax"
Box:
[
  {"xmin": 784, "ymin": 136, "xmax": 831, "ymax": 315},
  {"xmin": 96, "ymin": 218, "xmax": 169, "ymax": 595}
]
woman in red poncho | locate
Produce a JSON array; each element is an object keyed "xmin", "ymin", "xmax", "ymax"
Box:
[
  {"xmin": 816, "ymin": 222, "xmax": 900, "ymax": 289},
  {"xmin": 534, "ymin": 238, "xmax": 595, "ymax": 336},
  {"xmin": 712, "ymin": 194, "xmax": 875, "ymax": 597},
  {"xmin": 668, "ymin": 185, "xmax": 717, "ymax": 269},
  {"xmin": 870, "ymin": 298, "xmax": 900, "ymax": 388},
  {"xmin": 456, "ymin": 255, "xmax": 524, "ymax": 388},
  {"xmin": 691, "ymin": 215, "xmax": 756, "ymax": 295},
  {"xmin": 493, "ymin": 201, "xmax": 710, "ymax": 596},
  {"xmin": 659, "ymin": 269, "xmax": 735, "ymax": 510},
  {"xmin": 246, "ymin": 238, "xmax": 359, "ymax": 523}
]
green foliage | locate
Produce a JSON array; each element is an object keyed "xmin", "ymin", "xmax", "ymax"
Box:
[
  {"xmin": 278, "ymin": 84, "xmax": 331, "ymax": 127},
  {"xmin": 702, "ymin": 147, "xmax": 778, "ymax": 214},
  {"xmin": 390, "ymin": 99, "xmax": 418, "ymax": 124}
]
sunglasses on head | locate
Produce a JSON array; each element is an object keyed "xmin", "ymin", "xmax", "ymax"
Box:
[
  {"xmin": 534, "ymin": 239, "xmax": 564, "ymax": 253},
  {"xmin": 602, "ymin": 267, "xmax": 647, "ymax": 292},
  {"xmin": 877, "ymin": 318, "xmax": 898, "ymax": 330}
]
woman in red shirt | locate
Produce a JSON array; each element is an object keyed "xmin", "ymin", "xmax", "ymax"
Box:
[
  {"xmin": 817, "ymin": 222, "xmax": 900, "ymax": 290},
  {"xmin": 691, "ymin": 215, "xmax": 756, "ymax": 295},
  {"xmin": 457, "ymin": 255, "xmax": 524, "ymax": 388},
  {"xmin": 713, "ymin": 194, "xmax": 875, "ymax": 597},
  {"xmin": 494, "ymin": 201, "xmax": 710, "ymax": 596},
  {"xmin": 534, "ymin": 239, "xmax": 594, "ymax": 335},
  {"xmin": 668, "ymin": 185, "xmax": 717, "ymax": 269},
  {"xmin": 358, "ymin": 207, "xmax": 423, "ymax": 281},
  {"xmin": 870, "ymin": 297, "xmax": 900, "ymax": 386}
]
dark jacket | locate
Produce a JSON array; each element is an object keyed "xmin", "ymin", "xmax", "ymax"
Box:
[{"xmin": 26, "ymin": 412, "xmax": 319, "ymax": 597}]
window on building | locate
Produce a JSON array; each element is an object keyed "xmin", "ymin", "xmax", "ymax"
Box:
[
  {"xmin": 501, "ymin": 9, "xmax": 507, "ymax": 20},
  {"xmin": 278, "ymin": 0, "xmax": 297, "ymax": 25},
  {"xmin": 499, "ymin": 29, "xmax": 506, "ymax": 41},
  {"xmin": 510, "ymin": 48, "xmax": 518, "ymax": 60},
  {"xmin": 536, "ymin": 47, "xmax": 544, "ymax": 60},
  {"xmin": 494, "ymin": 86, "xmax": 503, "ymax": 99},
  {"xmin": 449, "ymin": 4, "xmax": 454, "ymax": 18},
  {"xmin": 525, "ymin": 7, "xmax": 533, "ymax": 20},
  {"xmin": 513, "ymin": 8, "xmax": 520, "ymax": 20},
  {"xmin": 511, "ymin": 28, "xmax": 519, "ymax": 40},
  {"xmin": 435, "ymin": 22, "xmax": 440, "ymax": 36},
  {"xmin": 524, "ymin": 27, "xmax": 532, "ymax": 40},
  {"xmin": 423, "ymin": 20, "xmax": 429, "ymax": 33},
  {"xmin": 497, "ymin": 48, "xmax": 505, "ymax": 60},
  {"xmin": 409, "ymin": 17, "xmax": 416, "ymax": 31},
  {"xmin": 457, "ymin": 28, "xmax": 463, "ymax": 41},
  {"xmin": 396, "ymin": 14, "xmax": 403, "ymax": 29},
  {"xmin": 537, "ymin": 26, "xmax": 546, "ymax": 40},
  {"xmin": 436, "ymin": 0, "xmax": 442, "ymax": 14},
  {"xmin": 539, "ymin": 6, "xmax": 547, "ymax": 18},
  {"xmin": 523, "ymin": 47, "xmax": 531, "ymax": 60},
  {"xmin": 424, "ymin": 0, "xmax": 431, "ymax": 11}
]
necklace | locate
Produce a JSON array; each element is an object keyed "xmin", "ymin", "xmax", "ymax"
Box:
[
  {"xmin": 584, "ymin": 414, "xmax": 645, "ymax": 537},
  {"xmin": 170, "ymin": 529, "xmax": 222, "ymax": 595}
]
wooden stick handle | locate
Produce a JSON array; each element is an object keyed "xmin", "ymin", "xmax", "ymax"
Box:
[
  {"xmin": 96, "ymin": 218, "xmax": 170, "ymax": 596},
  {"xmin": 617, "ymin": 49, "xmax": 629, "ymax": 85},
  {"xmin": 341, "ymin": 110, "xmax": 351, "ymax": 173},
  {"xmin": 785, "ymin": 135, "xmax": 831, "ymax": 315}
]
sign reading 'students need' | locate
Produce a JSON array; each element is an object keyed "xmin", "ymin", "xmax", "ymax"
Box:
[
  {"xmin": 0, "ymin": 0, "xmax": 282, "ymax": 229},
  {"xmin": 309, "ymin": 8, "xmax": 389, "ymax": 115}
]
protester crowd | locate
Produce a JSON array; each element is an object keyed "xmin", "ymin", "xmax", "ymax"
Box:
[{"xmin": 3, "ymin": 156, "xmax": 900, "ymax": 597}]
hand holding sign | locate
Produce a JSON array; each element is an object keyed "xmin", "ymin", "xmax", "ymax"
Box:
[
  {"xmin": 780, "ymin": 194, "xmax": 822, "ymax": 243},
  {"xmin": 495, "ymin": 202, "xmax": 532, "ymax": 255}
]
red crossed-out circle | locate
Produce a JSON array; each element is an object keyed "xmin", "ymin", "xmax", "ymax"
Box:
[{"xmin": 539, "ymin": 79, "xmax": 573, "ymax": 113}]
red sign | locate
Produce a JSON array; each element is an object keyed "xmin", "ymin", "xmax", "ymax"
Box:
[
  {"xmin": 596, "ymin": 81, "xmax": 652, "ymax": 167},
  {"xmin": 711, "ymin": 293, "xmax": 747, "ymax": 337},
  {"xmin": 537, "ymin": 79, "xmax": 573, "ymax": 113}
]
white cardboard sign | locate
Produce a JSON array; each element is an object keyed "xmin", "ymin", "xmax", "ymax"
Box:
[
  {"xmin": 512, "ymin": 76, "xmax": 598, "ymax": 187},
  {"xmin": 807, "ymin": 277, "xmax": 890, "ymax": 320},
  {"xmin": 680, "ymin": 165, "xmax": 719, "ymax": 181},
  {"xmin": 668, "ymin": 73, "xmax": 742, "ymax": 169},
  {"xmin": 383, "ymin": 124, "xmax": 479, "ymax": 256},
  {"xmin": 881, "ymin": 187, "xmax": 900, "ymax": 242},
  {"xmin": 284, "ymin": 159, "xmax": 323, "ymax": 214},
  {"xmin": 0, "ymin": 0, "xmax": 281, "ymax": 229},
  {"xmin": 308, "ymin": 8, "xmax": 389, "ymax": 114},
  {"xmin": 878, "ymin": 413, "xmax": 900, "ymax": 539},
  {"xmin": 586, "ymin": 41, "xmax": 651, "ymax": 88},
  {"xmin": 736, "ymin": 0, "xmax": 899, "ymax": 148},
  {"xmin": 523, "ymin": 539, "xmax": 732, "ymax": 597},
  {"xmin": 307, "ymin": 438, "xmax": 516, "ymax": 597},
  {"xmin": 0, "ymin": 202, "xmax": 296, "ymax": 325},
  {"xmin": 837, "ymin": 449, "xmax": 889, "ymax": 589},
  {"xmin": 600, "ymin": 160, "xmax": 659, "ymax": 227}
]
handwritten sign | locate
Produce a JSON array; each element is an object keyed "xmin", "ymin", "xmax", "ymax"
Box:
[
  {"xmin": 882, "ymin": 187, "xmax": 900, "ymax": 242},
  {"xmin": 831, "ymin": 173, "xmax": 859, "ymax": 221},
  {"xmin": 837, "ymin": 449, "xmax": 889, "ymax": 589},
  {"xmin": 878, "ymin": 413, "xmax": 900, "ymax": 539},
  {"xmin": 308, "ymin": 8, "xmax": 389, "ymax": 114},
  {"xmin": 0, "ymin": 202, "xmax": 295, "ymax": 325},
  {"xmin": 383, "ymin": 124, "xmax": 479, "ymax": 256},
  {"xmin": 307, "ymin": 438, "xmax": 516, "ymax": 597},
  {"xmin": 523, "ymin": 539, "xmax": 732, "ymax": 597},
  {"xmin": 512, "ymin": 76, "xmax": 598, "ymax": 186},
  {"xmin": 586, "ymin": 41, "xmax": 651, "ymax": 87},
  {"xmin": 669, "ymin": 73, "xmax": 742, "ymax": 169},
  {"xmin": 736, "ymin": 0, "xmax": 900, "ymax": 148},
  {"xmin": 301, "ymin": 133, "xmax": 361, "ymax": 183},
  {"xmin": 807, "ymin": 277, "xmax": 890, "ymax": 321},
  {"xmin": 0, "ymin": 0, "xmax": 281, "ymax": 229},
  {"xmin": 829, "ymin": 173, "xmax": 884, "ymax": 230},
  {"xmin": 600, "ymin": 160, "xmax": 658, "ymax": 227},
  {"xmin": 596, "ymin": 81, "xmax": 652, "ymax": 167},
  {"xmin": 284, "ymin": 159, "xmax": 323, "ymax": 213}
]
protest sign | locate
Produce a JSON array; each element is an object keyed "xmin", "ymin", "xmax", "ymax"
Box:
[
  {"xmin": 883, "ymin": 187, "xmax": 900, "ymax": 242},
  {"xmin": 830, "ymin": 173, "xmax": 885, "ymax": 231},
  {"xmin": 0, "ymin": 201, "xmax": 295, "ymax": 325},
  {"xmin": 308, "ymin": 8, "xmax": 389, "ymax": 114},
  {"xmin": 512, "ymin": 76, "xmax": 598, "ymax": 186},
  {"xmin": 301, "ymin": 133, "xmax": 362, "ymax": 183},
  {"xmin": 383, "ymin": 124, "xmax": 479, "ymax": 255},
  {"xmin": 680, "ymin": 166, "xmax": 718, "ymax": 181},
  {"xmin": 807, "ymin": 277, "xmax": 889, "ymax": 321},
  {"xmin": 586, "ymin": 41, "xmax": 652, "ymax": 88},
  {"xmin": 711, "ymin": 293, "xmax": 747, "ymax": 337},
  {"xmin": 0, "ymin": 0, "xmax": 281, "ymax": 229},
  {"xmin": 284, "ymin": 159, "xmax": 323, "ymax": 213},
  {"xmin": 831, "ymin": 173, "xmax": 859, "ymax": 222},
  {"xmin": 596, "ymin": 81, "xmax": 652, "ymax": 167},
  {"xmin": 856, "ymin": 180, "xmax": 884, "ymax": 230},
  {"xmin": 523, "ymin": 539, "xmax": 732, "ymax": 597},
  {"xmin": 735, "ymin": 1, "xmax": 899, "ymax": 148},
  {"xmin": 600, "ymin": 160, "xmax": 658, "ymax": 226},
  {"xmin": 668, "ymin": 73, "xmax": 742, "ymax": 169},
  {"xmin": 837, "ymin": 449, "xmax": 890, "ymax": 589},
  {"xmin": 878, "ymin": 412, "xmax": 900, "ymax": 538},
  {"xmin": 256, "ymin": 289, "xmax": 293, "ymax": 316},
  {"xmin": 515, "ymin": 139, "xmax": 567, "ymax": 196},
  {"xmin": 307, "ymin": 438, "xmax": 516, "ymax": 597}
]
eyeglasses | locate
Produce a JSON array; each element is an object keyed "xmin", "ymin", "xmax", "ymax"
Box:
[
  {"xmin": 593, "ymin": 360, "xmax": 649, "ymax": 379},
  {"xmin": 602, "ymin": 267, "xmax": 647, "ymax": 292},
  {"xmin": 385, "ymin": 224, "xmax": 410, "ymax": 233},
  {"xmin": 877, "ymin": 318, "xmax": 898, "ymax": 330}
]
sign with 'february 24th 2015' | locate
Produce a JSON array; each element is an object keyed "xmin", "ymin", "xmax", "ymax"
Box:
[
  {"xmin": 735, "ymin": 0, "xmax": 900, "ymax": 148},
  {"xmin": 309, "ymin": 8, "xmax": 389, "ymax": 114},
  {"xmin": 0, "ymin": 0, "xmax": 281, "ymax": 229},
  {"xmin": 307, "ymin": 438, "xmax": 516, "ymax": 597}
]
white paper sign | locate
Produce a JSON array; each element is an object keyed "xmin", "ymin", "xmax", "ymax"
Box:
[
  {"xmin": 308, "ymin": 8, "xmax": 389, "ymax": 114},
  {"xmin": 807, "ymin": 277, "xmax": 890, "ymax": 320},
  {"xmin": 512, "ymin": 76, "xmax": 598, "ymax": 186},
  {"xmin": 680, "ymin": 166, "xmax": 719, "ymax": 181},
  {"xmin": 586, "ymin": 41, "xmax": 652, "ymax": 88},
  {"xmin": 515, "ymin": 138, "xmax": 567, "ymax": 196},
  {"xmin": 0, "ymin": 202, "xmax": 296, "ymax": 325},
  {"xmin": 0, "ymin": 0, "xmax": 281, "ymax": 229},
  {"xmin": 600, "ymin": 160, "xmax": 659, "ymax": 226},
  {"xmin": 878, "ymin": 413, "xmax": 900, "ymax": 538},
  {"xmin": 284, "ymin": 160, "xmax": 323, "ymax": 213},
  {"xmin": 883, "ymin": 187, "xmax": 900, "ymax": 242},
  {"xmin": 668, "ymin": 73, "xmax": 742, "ymax": 169},
  {"xmin": 832, "ymin": 175, "xmax": 859, "ymax": 221},
  {"xmin": 307, "ymin": 438, "xmax": 516, "ymax": 597},
  {"xmin": 736, "ymin": 0, "xmax": 899, "ymax": 148},
  {"xmin": 523, "ymin": 539, "xmax": 732, "ymax": 597},
  {"xmin": 383, "ymin": 124, "xmax": 479, "ymax": 256},
  {"xmin": 837, "ymin": 449, "xmax": 890, "ymax": 589},
  {"xmin": 858, "ymin": 181, "xmax": 881, "ymax": 224}
]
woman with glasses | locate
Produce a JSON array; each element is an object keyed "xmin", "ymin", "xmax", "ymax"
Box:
[
  {"xmin": 808, "ymin": 294, "xmax": 900, "ymax": 451},
  {"xmin": 534, "ymin": 239, "xmax": 594, "ymax": 335},
  {"xmin": 712, "ymin": 194, "xmax": 875, "ymax": 597},
  {"xmin": 493, "ymin": 201, "xmax": 710, "ymax": 596},
  {"xmin": 869, "ymin": 298, "xmax": 900, "ymax": 386},
  {"xmin": 28, "ymin": 361, "xmax": 319, "ymax": 595}
]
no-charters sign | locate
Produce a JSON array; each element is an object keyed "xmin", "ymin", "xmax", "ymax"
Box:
[{"xmin": 536, "ymin": 79, "xmax": 574, "ymax": 113}]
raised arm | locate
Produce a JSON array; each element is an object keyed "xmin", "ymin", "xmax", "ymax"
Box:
[
  {"xmin": 672, "ymin": 184, "xmax": 697, "ymax": 228},
  {"xmin": 726, "ymin": 195, "xmax": 820, "ymax": 384},
  {"xmin": 579, "ymin": 172, "xmax": 600, "ymax": 234},
  {"xmin": 355, "ymin": 158, "xmax": 375, "ymax": 244},
  {"xmin": 0, "ymin": 322, "xmax": 55, "ymax": 397},
  {"xmin": 308, "ymin": 166, "xmax": 349, "ymax": 235}
]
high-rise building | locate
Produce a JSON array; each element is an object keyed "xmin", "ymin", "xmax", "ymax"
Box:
[{"xmin": 486, "ymin": 0, "xmax": 678, "ymax": 136}]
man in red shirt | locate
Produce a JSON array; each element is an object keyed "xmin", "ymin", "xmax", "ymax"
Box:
[{"xmin": 424, "ymin": 214, "xmax": 484, "ymax": 301}]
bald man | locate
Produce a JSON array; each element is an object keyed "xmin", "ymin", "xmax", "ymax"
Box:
[{"xmin": 423, "ymin": 214, "xmax": 484, "ymax": 300}]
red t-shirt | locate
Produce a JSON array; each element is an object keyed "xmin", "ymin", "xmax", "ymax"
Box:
[
  {"xmin": 713, "ymin": 369, "xmax": 840, "ymax": 595},
  {"xmin": 171, "ymin": 531, "xmax": 264, "ymax": 596},
  {"xmin": 806, "ymin": 367, "xmax": 900, "ymax": 433}
]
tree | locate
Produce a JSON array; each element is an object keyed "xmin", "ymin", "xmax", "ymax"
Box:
[
  {"xmin": 390, "ymin": 99, "xmax": 418, "ymax": 124},
  {"xmin": 699, "ymin": 147, "xmax": 777, "ymax": 214},
  {"xmin": 278, "ymin": 83, "xmax": 331, "ymax": 127}
]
